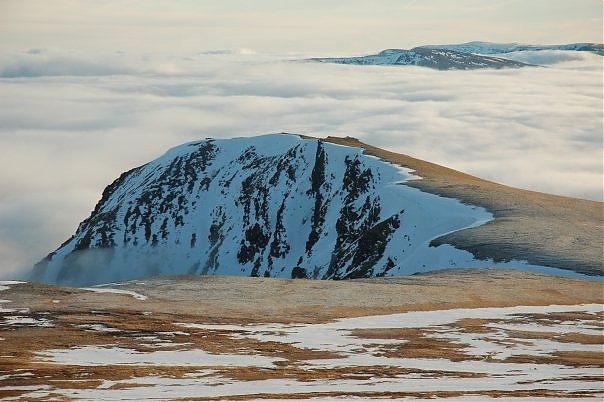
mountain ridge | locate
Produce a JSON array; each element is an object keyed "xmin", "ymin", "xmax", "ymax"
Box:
[
  {"xmin": 310, "ymin": 47, "xmax": 531, "ymax": 70},
  {"xmin": 309, "ymin": 41, "xmax": 603, "ymax": 69},
  {"xmin": 422, "ymin": 41, "xmax": 604, "ymax": 56},
  {"xmin": 30, "ymin": 134, "xmax": 602, "ymax": 286}
]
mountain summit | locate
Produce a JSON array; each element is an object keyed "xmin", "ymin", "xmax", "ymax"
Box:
[{"xmin": 30, "ymin": 134, "xmax": 601, "ymax": 286}]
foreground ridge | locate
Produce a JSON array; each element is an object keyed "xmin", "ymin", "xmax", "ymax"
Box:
[{"xmin": 1, "ymin": 272, "xmax": 603, "ymax": 400}]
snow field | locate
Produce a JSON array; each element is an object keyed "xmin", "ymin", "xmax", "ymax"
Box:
[{"xmin": 22, "ymin": 303, "xmax": 603, "ymax": 400}]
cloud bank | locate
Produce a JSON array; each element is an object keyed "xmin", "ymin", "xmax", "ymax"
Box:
[
  {"xmin": 0, "ymin": 49, "xmax": 601, "ymax": 279},
  {"xmin": 494, "ymin": 49, "xmax": 601, "ymax": 66},
  {"xmin": 0, "ymin": 49, "xmax": 137, "ymax": 77}
]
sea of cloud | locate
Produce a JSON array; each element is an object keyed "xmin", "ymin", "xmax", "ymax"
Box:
[{"xmin": 0, "ymin": 48, "xmax": 602, "ymax": 279}]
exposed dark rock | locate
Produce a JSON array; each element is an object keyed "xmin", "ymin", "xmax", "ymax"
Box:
[
  {"xmin": 306, "ymin": 140, "xmax": 328, "ymax": 253},
  {"xmin": 238, "ymin": 223, "xmax": 270, "ymax": 264},
  {"xmin": 291, "ymin": 266, "xmax": 308, "ymax": 279}
]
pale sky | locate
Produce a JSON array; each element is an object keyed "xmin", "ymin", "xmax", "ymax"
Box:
[{"xmin": 0, "ymin": 0, "xmax": 602, "ymax": 55}]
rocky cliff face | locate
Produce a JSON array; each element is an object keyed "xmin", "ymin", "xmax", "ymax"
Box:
[{"xmin": 31, "ymin": 134, "xmax": 508, "ymax": 286}]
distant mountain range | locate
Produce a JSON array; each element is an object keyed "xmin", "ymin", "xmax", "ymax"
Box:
[
  {"xmin": 422, "ymin": 41, "xmax": 604, "ymax": 56},
  {"xmin": 30, "ymin": 134, "xmax": 602, "ymax": 286},
  {"xmin": 310, "ymin": 41, "xmax": 603, "ymax": 70}
]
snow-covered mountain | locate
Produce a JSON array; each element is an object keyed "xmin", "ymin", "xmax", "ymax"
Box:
[
  {"xmin": 422, "ymin": 41, "xmax": 604, "ymax": 56},
  {"xmin": 310, "ymin": 47, "xmax": 530, "ymax": 70},
  {"xmin": 32, "ymin": 134, "xmax": 561, "ymax": 286},
  {"xmin": 310, "ymin": 42, "xmax": 603, "ymax": 70}
]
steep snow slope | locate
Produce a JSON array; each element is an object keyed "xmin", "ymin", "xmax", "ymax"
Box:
[
  {"xmin": 31, "ymin": 134, "xmax": 561, "ymax": 286},
  {"xmin": 310, "ymin": 47, "xmax": 530, "ymax": 70}
]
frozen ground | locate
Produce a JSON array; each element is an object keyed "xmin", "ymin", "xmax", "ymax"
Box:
[
  {"xmin": 26, "ymin": 304, "xmax": 602, "ymax": 400},
  {"xmin": 0, "ymin": 275, "xmax": 602, "ymax": 400}
]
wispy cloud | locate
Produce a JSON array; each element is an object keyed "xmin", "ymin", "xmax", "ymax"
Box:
[{"xmin": 0, "ymin": 49, "xmax": 601, "ymax": 279}]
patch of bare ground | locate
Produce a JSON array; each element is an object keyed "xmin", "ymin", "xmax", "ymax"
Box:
[
  {"xmin": 1, "ymin": 363, "xmax": 215, "ymax": 385},
  {"xmin": 211, "ymin": 365, "xmax": 486, "ymax": 383},
  {"xmin": 504, "ymin": 350, "xmax": 604, "ymax": 368},
  {"xmin": 350, "ymin": 327, "xmax": 477, "ymax": 361},
  {"xmin": 450, "ymin": 312, "xmax": 604, "ymax": 344},
  {"xmin": 323, "ymin": 136, "xmax": 603, "ymax": 276},
  {"xmin": 507, "ymin": 330, "xmax": 604, "ymax": 345},
  {"xmin": 450, "ymin": 318, "xmax": 498, "ymax": 333},
  {"xmin": 177, "ymin": 389, "xmax": 603, "ymax": 401},
  {"xmin": 518, "ymin": 375, "xmax": 604, "ymax": 384},
  {"xmin": 510, "ymin": 311, "xmax": 604, "ymax": 326}
]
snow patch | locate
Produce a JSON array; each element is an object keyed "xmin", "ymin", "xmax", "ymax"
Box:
[
  {"xmin": 80, "ymin": 287, "xmax": 147, "ymax": 300},
  {"xmin": 36, "ymin": 345, "xmax": 282, "ymax": 368},
  {"xmin": 0, "ymin": 280, "xmax": 25, "ymax": 292},
  {"xmin": 1, "ymin": 315, "xmax": 53, "ymax": 328}
]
